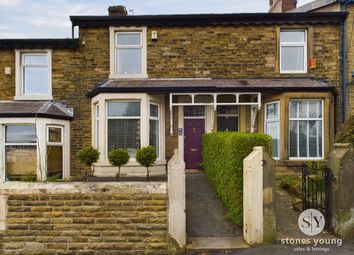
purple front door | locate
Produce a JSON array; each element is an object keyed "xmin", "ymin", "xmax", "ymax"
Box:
[{"xmin": 184, "ymin": 119, "xmax": 205, "ymax": 169}]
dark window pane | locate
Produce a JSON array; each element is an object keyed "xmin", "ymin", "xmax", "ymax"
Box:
[
  {"xmin": 299, "ymin": 120, "xmax": 308, "ymax": 157},
  {"xmin": 47, "ymin": 146, "xmax": 62, "ymax": 178},
  {"xmin": 150, "ymin": 104, "xmax": 159, "ymax": 117},
  {"xmin": 289, "ymin": 120, "xmax": 298, "ymax": 157},
  {"xmin": 184, "ymin": 106, "xmax": 205, "ymax": 117},
  {"xmin": 48, "ymin": 127, "xmax": 62, "ymax": 143},
  {"xmin": 6, "ymin": 145, "xmax": 37, "ymax": 181},
  {"xmin": 149, "ymin": 119, "xmax": 159, "ymax": 156},
  {"xmin": 108, "ymin": 119, "xmax": 140, "ymax": 157},
  {"xmin": 107, "ymin": 102, "xmax": 140, "ymax": 117},
  {"xmin": 217, "ymin": 106, "xmax": 238, "ymax": 115},
  {"xmin": 217, "ymin": 116, "xmax": 238, "ymax": 132},
  {"xmin": 6, "ymin": 125, "xmax": 36, "ymax": 143}
]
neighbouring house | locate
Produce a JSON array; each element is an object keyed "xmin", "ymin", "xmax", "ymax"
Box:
[
  {"xmin": 0, "ymin": 5, "xmax": 347, "ymax": 181},
  {"xmin": 271, "ymin": 0, "xmax": 354, "ymax": 121}
]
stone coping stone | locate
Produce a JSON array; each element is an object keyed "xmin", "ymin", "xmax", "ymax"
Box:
[{"xmin": 0, "ymin": 182, "xmax": 167, "ymax": 195}]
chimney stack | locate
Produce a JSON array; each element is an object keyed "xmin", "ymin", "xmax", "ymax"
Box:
[
  {"xmin": 269, "ymin": 0, "xmax": 297, "ymax": 13},
  {"xmin": 108, "ymin": 5, "xmax": 128, "ymax": 16}
]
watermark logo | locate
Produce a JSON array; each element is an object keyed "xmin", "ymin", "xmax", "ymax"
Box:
[{"xmin": 298, "ymin": 209, "xmax": 325, "ymax": 236}]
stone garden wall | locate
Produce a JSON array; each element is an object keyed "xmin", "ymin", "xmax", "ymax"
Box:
[{"xmin": 0, "ymin": 182, "xmax": 169, "ymax": 255}]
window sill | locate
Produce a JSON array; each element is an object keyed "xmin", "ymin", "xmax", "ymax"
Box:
[
  {"xmin": 94, "ymin": 158, "xmax": 166, "ymax": 167},
  {"xmin": 109, "ymin": 74, "xmax": 148, "ymax": 79},
  {"xmin": 14, "ymin": 95, "xmax": 53, "ymax": 101}
]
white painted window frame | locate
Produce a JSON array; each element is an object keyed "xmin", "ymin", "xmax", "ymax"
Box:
[
  {"xmin": 109, "ymin": 27, "xmax": 147, "ymax": 79},
  {"xmin": 106, "ymin": 100, "xmax": 142, "ymax": 160},
  {"xmin": 288, "ymin": 99, "xmax": 324, "ymax": 160},
  {"xmin": 280, "ymin": 30, "xmax": 307, "ymax": 74},
  {"xmin": 149, "ymin": 102, "xmax": 161, "ymax": 160},
  {"xmin": 264, "ymin": 101, "xmax": 280, "ymax": 159},
  {"xmin": 14, "ymin": 49, "xmax": 53, "ymax": 100}
]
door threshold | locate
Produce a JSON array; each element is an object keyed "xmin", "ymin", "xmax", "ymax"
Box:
[
  {"xmin": 187, "ymin": 237, "xmax": 249, "ymax": 251},
  {"xmin": 185, "ymin": 169, "xmax": 203, "ymax": 174}
]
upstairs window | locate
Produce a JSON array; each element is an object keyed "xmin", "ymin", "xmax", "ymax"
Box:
[
  {"xmin": 280, "ymin": 30, "xmax": 307, "ymax": 73},
  {"xmin": 15, "ymin": 51, "xmax": 52, "ymax": 100},
  {"xmin": 110, "ymin": 27, "xmax": 147, "ymax": 78}
]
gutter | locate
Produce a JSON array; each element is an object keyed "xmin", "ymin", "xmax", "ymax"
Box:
[{"xmin": 340, "ymin": 0, "xmax": 353, "ymax": 122}]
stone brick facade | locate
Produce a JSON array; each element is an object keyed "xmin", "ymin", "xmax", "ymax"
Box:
[
  {"xmin": 0, "ymin": 182, "xmax": 169, "ymax": 255},
  {"xmin": 0, "ymin": 22, "xmax": 343, "ymax": 175}
]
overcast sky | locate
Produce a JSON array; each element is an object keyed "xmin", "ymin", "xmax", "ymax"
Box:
[{"xmin": 0, "ymin": 0, "xmax": 314, "ymax": 38}]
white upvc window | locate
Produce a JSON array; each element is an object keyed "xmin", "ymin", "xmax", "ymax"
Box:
[
  {"xmin": 15, "ymin": 50, "xmax": 52, "ymax": 100},
  {"xmin": 289, "ymin": 99, "xmax": 323, "ymax": 160},
  {"xmin": 109, "ymin": 27, "xmax": 147, "ymax": 78},
  {"xmin": 264, "ymin": 101, "xmax": 280, "ymax": 159},
  {"xmin": 4, "ymin": 124, "xmax": 37, "ymax": 181},
  {"xmin": 149, "ymin": 103, "xmax": 160, "ymax": 158},
  {"xmin": 46, "ymin": 125, "xmax": 64, "ymax": 179},
  {"xmin": 106, "ymin": 101, "xmax": 141, "ymax": 157},
  {"xmin": 280, "ymin": 30, "xmax": 307, "ymax": 73}
]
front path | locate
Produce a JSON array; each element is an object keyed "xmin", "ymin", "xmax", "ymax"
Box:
[{"xmin": 186, "ymin": 173, "xmax": 242, "ymax": 237}]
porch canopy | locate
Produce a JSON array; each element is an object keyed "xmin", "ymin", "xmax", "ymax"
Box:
[{"xmin": 86, "ymin": 77, "xmax": 336, "ymax": 134}]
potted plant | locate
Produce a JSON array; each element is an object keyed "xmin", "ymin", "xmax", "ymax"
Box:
[
  {"xmin": 136, "ymin": 146, "xmax": 157, "ymax": 181},
  {"xmin": 76, "ymin": 146, "xmax": 100, "ymax": 181},
  {"xmin": 108, "ymin": 148, "xmax": 130, "ymax": 181}
]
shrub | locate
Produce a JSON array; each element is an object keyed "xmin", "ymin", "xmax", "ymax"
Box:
[
  {"xmin": 108, "ymin": 148, "xmax": 130, "ymax": 181},
  {"xmin": 279, "ymin": 175, "xmax": 302, "ymax": 198},
  {"xmin": 76, "ymin": 146, "xmax": 100, "ymax": 181},
  {"xmin": 202, "ymin": 132, "xmax": 272, "ymax": 226},
  {"xmin": 136, "ymin": 146, "xmax": 157, "ymax": 181},
  {"xmin": 335, "ymin": 115, "xmax": 354, "ymax": 146}
]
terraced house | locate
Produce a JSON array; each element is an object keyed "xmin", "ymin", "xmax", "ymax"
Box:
[{"xmin": 0, "ymin": 5, "xmax": 347, "ymax": 181}]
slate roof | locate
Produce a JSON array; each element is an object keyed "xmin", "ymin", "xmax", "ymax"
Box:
[
  {"xmin": 87, "ymin": 78, "xmax": 336, "ymax": 98},
  {"xmin": 0, "ymin": 101, "xmax": 74, "ymax": 120},
  {"xmin": 289, "ymin": 0, "xmax": 338, "ymax": 13}
]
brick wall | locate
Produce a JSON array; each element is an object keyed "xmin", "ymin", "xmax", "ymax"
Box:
[{"xmin": 0, "ymin": 182, "xmax": 169, "ymax": 255}]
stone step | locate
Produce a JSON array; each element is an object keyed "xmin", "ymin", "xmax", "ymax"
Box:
[{"xmin": 187, "ymin": 236, "xmax": 249, "ymax": 251}]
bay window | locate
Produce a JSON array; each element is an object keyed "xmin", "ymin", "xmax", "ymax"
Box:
[
  {"xmin": 280, "ymin": 30, "xmax": 307, "ymax": 73},
  {"xmin": 149, "ymin": 103, "xmax": 160, "ymax": 157},
  {"xmin": 289, "ymin": 100, "xmax": 323, "ymax": 159},
  {"xmin": 265, "ymin": 101, "xmax": 280, "ymax": 159},
  {"xmin": 5, "ymin": 125, "xmax": 37, "ymax": 181},
  {"xmin": 107, "ymin": 101, "xmax": 141, "ymax": 157}
]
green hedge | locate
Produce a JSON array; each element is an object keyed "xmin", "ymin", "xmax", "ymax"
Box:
[{"xmin": 202, "ymin": 132, "xmax": 272, "ymax": 226}]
